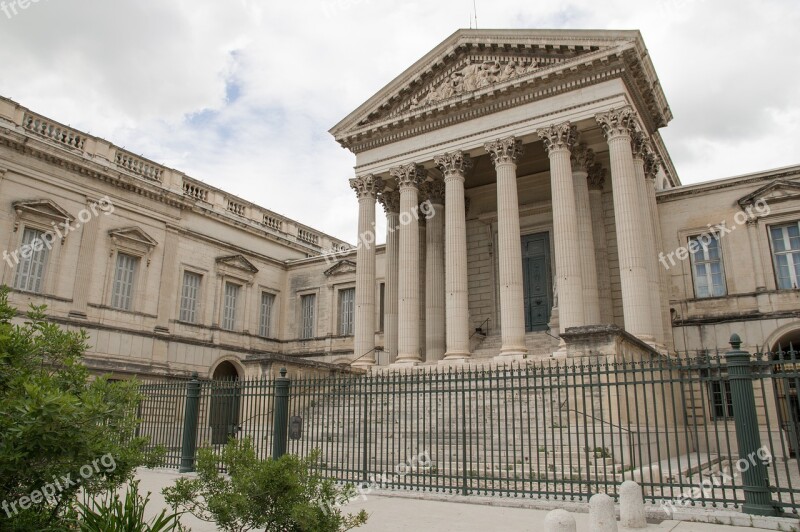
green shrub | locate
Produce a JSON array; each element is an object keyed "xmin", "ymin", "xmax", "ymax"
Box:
[
  {"xmin": 74, "ymin": 480, "xmax": 183, "ymax": 531},
  {"xmin": 163, "ymin": 438, "xmax": 367, "ymax": 532}
]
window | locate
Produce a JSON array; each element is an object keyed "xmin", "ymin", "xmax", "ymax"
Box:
[
  {"xmin": 13, "ymin": 227, "xmax": 49, "ymax": 293},
  {"xmin": 338, "ymin": 288, "xmax": 355, "ymax": 336},
  {"xmin": 770, "ymin": 222, "xmax": 800, "ymax": 289},
  {"xmin": 301, "ymin": 294, "xmax": 315, "ymax": 339},
  {"xmin": 689, "ymin": 235, "xmax": 726, "ymax": 298},
  {"xmin": 111, "ymin": 253, "xmax": 138, "ymax": 310},
  {"xmin": 709, "ymin": 376, "xmax": 734, "ymax": 419},
  {"xmin": 222, "ymin": 282, "xmax": 240, "ymax": 331},
  {"xmin": 179, "ymin": 271, "xmax": 201, "ymax": 323},
  {"xmin": 259, "ymin": 292, "xmax": 275, "ymax": 337}
]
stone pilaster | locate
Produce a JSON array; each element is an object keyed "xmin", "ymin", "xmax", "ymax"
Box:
[
  {"xmin": 587, "ymin": 164, "xmax": 613, "ymax": 324},
  {"xmin": 642, "ymin": 147, "xmax": 667, "ymax": 345},
  {"xmin": 596, "ymin": 107, "xmax": 654, "ymax": 341},
  {"xmin": 349, "ymin": 174, "xmax": 383, "ymax": 366},
  {"xmin": 424, "ymin": 178, "xmax": 446, "ymax": 361},
  {"xmin": 69, "ymin": 199, "xmax": 100, "ymax": 318},
  {"xmin": 572, "ymin": 142, "xmax": 601, "ymax": 325},
  {"xmin": 538, "ymin": 123, "xmax": 585, "ymax": 332},
  {"xmin": 390, "ymin": 163, "xmax": 426, "ymax": 364},
  {"xmin": 485, "ymin": 137, "xmax": 527, "ymax": 358},
  {"xmin": 747, "ymin": 219, "xmax": 767, "ymax": 292},
  {"xmin": 378, "ymin": 190, "xmax": 400, "ymax": 362},
  {"xmin": 434, "ymin": 150, "xmax": 472, "ymax": 360}
]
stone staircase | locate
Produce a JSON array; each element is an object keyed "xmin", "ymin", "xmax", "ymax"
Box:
[{"xmin": 471, "ymin": 331, "xmax": 560, "ymax": 359}]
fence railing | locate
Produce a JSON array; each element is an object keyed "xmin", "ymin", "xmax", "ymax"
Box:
[{"xmin": 138, "ymin": 339, "xmax": 800, "ymax": 516}]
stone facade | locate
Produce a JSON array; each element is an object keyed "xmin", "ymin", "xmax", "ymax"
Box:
[{"xmin": 1, "ymin": 29, "xmax": 800, "ymax": 382}]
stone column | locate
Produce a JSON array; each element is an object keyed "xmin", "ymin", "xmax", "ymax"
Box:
[
  {"xmin": 537, "ymin": 123, "xmax": 585, "ymax": 332},
  {"xmin": 596, "ymin": 107, "xmax": 654, "ymax": 341},
  {"xmin": 424, "ymin": 179, "xmax": 446, "ymax": 361},
  {"xmin": 631, "ymin": 133, "xmax": 664, "ymax": 345},
  {"xmin": 391, "ymin": 164, "xmax": 425, "ymax": 365},
  {"xmin": 747, "ymin": 219, "xmax": 767, "ymax": 291},
  {"xmin": 571, "ymin": 143, "xmax": 601, "ymax": 325},
  {"xmin": 588, "ymin": 164, "xmax": 613, "ymax": 324},
  {"xmin": 434, "ymin": 151, "xmax": 472, "ymax": 360},
  {"xmin": 485, "ymin": 137, "xmax": 527, "ymax": 358},
  {"xmin": 378, "ymin": 190, "xmax": 400, "ymax": 362},
  {"xmin": 644, "ymin": 149, "xmax": 668, "ymax": 346},
  {"xmin": 349, "ymin": 174, "xmax": 382, "ymax": 367},
  {"xmin": 418, "ymin": 200, "xmax": 427, "ymax": 360}
]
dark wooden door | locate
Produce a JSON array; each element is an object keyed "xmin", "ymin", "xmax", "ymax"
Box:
[{"xmin": 522, "ymin": 233, "xmax": 551, "ymax": 332}]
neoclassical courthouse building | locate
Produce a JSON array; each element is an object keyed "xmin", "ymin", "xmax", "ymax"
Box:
[{"xmin": 2, "ymin": 28, "xmax": 800, "ymax": 380}]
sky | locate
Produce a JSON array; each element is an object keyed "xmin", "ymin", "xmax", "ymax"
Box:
[{"xmin": 0, "ymin": 0, "xmax": 798, "ymax": 245}]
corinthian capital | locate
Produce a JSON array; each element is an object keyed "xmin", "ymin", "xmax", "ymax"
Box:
[
  {"xmin": 644, "ymin": 150, "xmax": 661, "ymax": 180},
  {"xmin": 390, "ymin": 163, "xmax": 427, "ymax": 190},
  {"xmin": 378, "ymin": 189, "xmax": 400, "ymax": 214},
  {"xmin": 630, "ymin": 130, "xmax": 650, "ymax": 160},
  {"xmin": 349, "ymin": 174, "xmax": 383, "ymax": 200},
  {"xmin": 570, "ymin": 143, "xmax": 595, "ymax": 173},
  {"xmin": 537, "ymin": 122, "xmax": 578, "ymax": 155},
  {"xmin": 484, "ymin": 136, "xmax": 523, "ymax": 167},
  {"xmin": 423, "ymin": 178, "xmax": 445, "ymax": 205},
  {"xmin": 434, "ymin": 150, "xmax": 472, "ymax": 179},
  {"xmin": 587, "ymin": 163, "xmax": 606, "ymax": 190},
  {"xmin": 595, "ymin": 106, "xmax": 638, "ymax": 140}
]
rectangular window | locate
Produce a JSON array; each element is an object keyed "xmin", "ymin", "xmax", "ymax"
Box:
[
  {"xmin": 111, "ymin": 253, "xmax": 138, "ymax": 310},
  {"xmin": 689, "ymin": 235, "xmax": 726, "ymax": 298},
  {"xmin": 301, "ymin": 294, "xmax": 315, "ymax": 339},
  {"xmin": 179, "ymin": 271, "xmax": 201, "ymax": 323},
  {"xmin": 709, "ymin": 376, "xmax": 734, "ymax": 419},
  {"xmin": 770, "ymin": 222, "xmax": 800, "ymax": 289},
  {"xmin": 222, "ymin": 282, "xmax": 240, "ymax": 331},
  {"xmin": 13, "ymin": 227, "xmax": 49, "ymax": 293},
  {"xmin": 338, "ymin": 288, "xmax": 355, "ymax": 336},
  {"xmin": 259, "ymin": 292, "xmax": 275, "ymax": 337}
]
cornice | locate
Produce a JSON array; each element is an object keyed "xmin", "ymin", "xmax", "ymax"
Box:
[{"xmin": 657, "ymin": 166, "xmax": 800, "ymax": 204}]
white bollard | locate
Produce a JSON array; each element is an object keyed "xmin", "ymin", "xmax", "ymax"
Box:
[
  {"xmin": 619, "ymin": 480, "xmax": 647, "ymax": 529},
  {"xmin": 545, "ymin": 509, "xmax": 577, "ymax": 532},
  {"xmin": 590, "ymin": 493, "xmax": 618, "ymax": 532}
]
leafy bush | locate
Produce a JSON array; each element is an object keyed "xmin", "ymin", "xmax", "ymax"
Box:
[
  {"xmin": 73, "ymin": 480, "xmax": 183, "ymax": 532},
  {"xmin": 0, "ymin": 287, "xmax": 163, "ymax": 531},
  {"xmin": 163, "ymin": 438, "xmax": 368, "ymax": 532}
]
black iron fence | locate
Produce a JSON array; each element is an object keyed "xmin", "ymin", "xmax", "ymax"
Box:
[{"xmin": 138, "ymin": 339, "xmax": 800, "ymax": 516}]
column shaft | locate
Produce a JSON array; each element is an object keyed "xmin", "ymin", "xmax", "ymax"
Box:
[
  {"xmin": 379, "ymin": 191, "xmax": 400, "ymax": 362},
  {"xmin": 596, "ymin": 108, "xmax": 654, "ymax": 341},
  {"xmin": 418, "ymin": 217, "xmax": 427, "ymax": 360},
  {"xmin": 349, "ymin": 175, "xmax": 382, "ymax": 366},
  {"xmin": 435, "ymin": 151, "xmax": 472, "ymax": 360},
  {"xmin": 425, "ymin": 184, "xmax": 446, "ymax": 361},
  {"xmin": 588, "ymin": 164, "xmax": 613, "ymax": 324},
  {"xmin": 485, "ymin": 138, "xmax": 527, "ymax": 357},
  {"xmin": 572, "ymin": 146, "xmax": 601, "ymax": 325}
]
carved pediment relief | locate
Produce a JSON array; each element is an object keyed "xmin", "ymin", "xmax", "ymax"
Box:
[
  {"xmin": 216, "ymin": 254, "xmax": 259, "ymax": 274},
  {"xmin": 13, "ymin": 199, "xmax": 74, "ymax": 231},
  {"xmin": 324, "ymin": 260, "xmax": 356, "ymax": 277},
  {"xmin": 109, "ymin": 227, "xmax": 158, "ymax": 249},
  {"xmin": 737, "ymin": 179, "xmax": 800, "ymax": 210}
]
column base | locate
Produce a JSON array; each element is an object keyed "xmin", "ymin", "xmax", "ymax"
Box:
[
  {"xmin": 495, "ymin": 345, "xmax": 527, "ymax": 362},
  {"xmin": 443, "ymin": 350, "xmax": 471, "ymax": 361},
  {"xmin": 391, "ymin": 357, "xmax": 422, "ymax": 367},
  {"xmin": 351, "ymin": 359, "xmax": 376, "ymax": 368}
]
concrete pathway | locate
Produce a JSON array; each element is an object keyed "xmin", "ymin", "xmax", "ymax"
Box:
[{"xmin": 135, "ymin": 468, "xmax": 798, "ymax": 532}]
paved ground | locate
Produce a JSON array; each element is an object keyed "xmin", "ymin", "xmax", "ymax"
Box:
[{"xmin": 135, "ymin": 468, "xmax": 798, "ymax": 531}]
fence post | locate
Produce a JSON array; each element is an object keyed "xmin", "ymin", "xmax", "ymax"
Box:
[
  {"xmin": 272, "ymin": 368, "xmax": 290, "ymax": 460},
  {"xmin": 725, "ymin": 334, "xmax": 780, "ymax": 516},
  {"xmin": 179, "ymin": 373, "xmax": 201, "ymax": 473}
]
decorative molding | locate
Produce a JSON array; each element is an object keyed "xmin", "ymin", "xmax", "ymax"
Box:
[
  {"xmin": 570, "ymin": 143, "xmax": 595, "ymax": 173},
  {"xmin": 537, "ymin": 123, "xmax": 578, "ymax": 155},
  {"xmin": 109, "ymin": 227, "xmax": 158, "ymax": 266},
  {"xmin": 389, "ymin": 163, "xmax": 427, "ymax": 189},
  {"xmin": 587, "ymin": 163, "xmax": 607, "ymax": 190},
  {"xmin": 737, "ymin": 179, "xmax": 800, "ymax": 209},
  {"xmin": 595, "ymin": 106, "xmax": 638, "ymax": 140},
  {"xmin": 349, "ymin": 174, "xmax": 384, "ymax": 200},
  {"xmin": 434, "ymin": 150, "xmax": 472, "ymax": 179},
  {"xmin": 324, "ymin": 259, "xmax": 357, "ymax": 277},
  {"xmin": 12, "ymin": 199, "xmax": 74, "ymax": 238},
  {"xmin": 484, "ymin": 136, "xmax": 523, "ymax": 166}
]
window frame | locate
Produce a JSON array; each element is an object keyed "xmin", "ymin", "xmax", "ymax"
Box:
[
  {"xmin": 13, "ymin": 226, "xmax": 51, "ymax": 294},
  {"xmin": 111, "ymin": 252, "xmax": 139, "ymax": 311},
  {"xmin": 259, "ymin": 290, "xmax": 276, "ymax": 338},
  {"xmin": 338, "ymin": 287, "xmax": 355, "ymax": 337},
  {"xmin": 221, "ymin": 281, "xmax": 241, "ymax": 331},
  {"xmin": 688, "ymin": 233, "xmax": 727, "ymax": 298},
  {"xmin": 179, "ymin": 270, "xmax": 203, "ymax": 323},
  {"xmin": 300, "ymin": 293, "xmax": 316, "ymax": 340},
  {"xmin": 769, "ymin": 221, "xmax": 800, "ymax": 290}
]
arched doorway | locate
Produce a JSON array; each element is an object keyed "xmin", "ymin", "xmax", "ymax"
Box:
[
  {"xmin": 770, "ymin": 328, "xmax": 800, "ymax": 457},
  {"xmin": 209, "ymin": 361, "xmax": 241, "ymax": 445}
]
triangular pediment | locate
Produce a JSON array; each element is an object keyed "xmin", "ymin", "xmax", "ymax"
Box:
[
  {"xmin": 216, "ymin": 254, "xmax": 259, "ymax": 274},
  {"xmin": 738, "ymin": 179, "xmax": 800, "ymax": 208},
  {"xmin": 13, "ymin": 199, "xmax": 73, "ymax": 222},
  {"xmin": 109, "ymin": 227, "xmax": 158, "ymax": 248},
  {"xmin": 324, "ymin": 260, "xmax": 356, "ymax": 277},
  {"xmin": 331, "ymin": 29, "xmax": 670, "ymax": 151}
]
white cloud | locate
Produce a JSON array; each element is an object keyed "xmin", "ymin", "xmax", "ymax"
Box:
[{"xmin": 1, "ymin": 0, "xmax": 798, "ymax": 242}]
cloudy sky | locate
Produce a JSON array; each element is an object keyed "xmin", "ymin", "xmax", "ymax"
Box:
[{"xmin": 1, "ymin": 0, "xmax": 798, "ymax": 244}]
